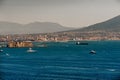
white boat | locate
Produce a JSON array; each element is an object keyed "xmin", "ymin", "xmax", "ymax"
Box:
[
  {"xmin": 0, "ymin": 49, "xmax": 3, "ymax": 52},
  {"xmin": 27, "ymin": 48, "xmax": 36, "ymax": 53},
  {"xmin": 89, "ymin": 50, "xmax": 96, "ymax": 54}
]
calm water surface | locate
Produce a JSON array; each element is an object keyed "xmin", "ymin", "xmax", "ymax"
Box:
[{"xmin": 0, "ymin": 41, "xmax": 120, "ymax": 80}]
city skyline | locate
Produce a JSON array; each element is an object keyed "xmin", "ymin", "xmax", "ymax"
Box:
[{"xmin": 0, "ymin": 0, "xmax": 120, "ymax": 28}]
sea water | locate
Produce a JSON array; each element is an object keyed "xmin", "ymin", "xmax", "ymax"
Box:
[{"xmin": 0, "ymin": 41, "xmax": 120, "ymax": 80}]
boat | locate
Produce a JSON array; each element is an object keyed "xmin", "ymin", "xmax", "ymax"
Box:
[
  {"xmin": 6, "ymin": 53, "xmax": 10, "ymax": 56},
  {"xmin": 76, "ymin": 41, "xmax": 88, "ymax": 45},
  {"xmin": 0, "ymin": 49, "xmax": 3, "ymax": 52},
  {"xmin": 37, "ymin": 44, "xmax": 47, "ymax": 47},
  {"xmin": 27, "ymin": 48, "xmax": 36, "ymax": 53},
  {"xmin": 89, "ymin": 50, "xmax": 96, "ymax": 54}
]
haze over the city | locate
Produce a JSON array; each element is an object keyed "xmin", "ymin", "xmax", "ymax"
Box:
[{"xmin": 0, "ymin": 0, "xmax": 120, "ymax": 28}]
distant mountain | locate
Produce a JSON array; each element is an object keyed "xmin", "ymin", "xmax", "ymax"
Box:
[
  {"xmin": 1, "ymin": 15, "xmax": 120, "ymax": 35},
  {"xmin": 0, "ymin": 21, "xmax": 74, "ymax": 34},
  {"xmin": 70, "ymin": 15, "xmax": 120, "ymax": 32}
]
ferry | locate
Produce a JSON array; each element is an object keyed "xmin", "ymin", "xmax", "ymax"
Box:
[{"xmin": 76, "ymin": 41, "xmax": 88, "ymax": 45}]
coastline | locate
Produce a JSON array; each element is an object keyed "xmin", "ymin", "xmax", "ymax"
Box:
[{"xmin": 0, "ymin": 40, "xmax": 120, "ymax": 48}]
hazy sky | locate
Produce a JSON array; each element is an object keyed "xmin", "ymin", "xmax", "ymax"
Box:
[{"xmin": 0, "ymin": 0, "xmax": 120, "ymax": 28}]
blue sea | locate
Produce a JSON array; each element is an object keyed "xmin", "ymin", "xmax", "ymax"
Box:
[{"xmin": 0, "ymin": 41, "xmax": 120, "ymax": 80}]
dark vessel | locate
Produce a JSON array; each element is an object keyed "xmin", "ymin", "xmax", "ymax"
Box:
[{"xmin": 76, "ymin": 41, "xmax": 88, "ymax": 45}]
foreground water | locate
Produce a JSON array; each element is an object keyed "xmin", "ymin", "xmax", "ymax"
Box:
[{"xmin": 0, "ymin": 41, "xmax": 120, "ymax": 80}]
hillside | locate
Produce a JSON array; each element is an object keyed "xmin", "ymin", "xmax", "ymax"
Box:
[{"xmin": 71, "ymin": 15, "xmax": 120, "ymax": 32}]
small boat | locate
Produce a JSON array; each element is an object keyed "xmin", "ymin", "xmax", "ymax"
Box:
[
  {"xmin": 37, "ymin": 44, "xmax": 47, "ymax": 47},
  {"xmin": 6, "ymin": 53, "xmax": 10, "ymax": 56},
  {"xmin": 0, "ymin": 49, "xmax": 3, "ymax": 52},
  {"xmin": 27, "ymin": 48, "xmax": 36, "ymax": 53},
  {"xmin": 76, "ymin": 41, "xmax": 88, "ymax": 45},
  {"xmin": 89, "ymin": 50, "xmax": 96, "ymax": 54}
]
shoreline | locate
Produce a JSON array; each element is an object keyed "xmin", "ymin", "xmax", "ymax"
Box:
[{"xmin": 0, "ymin": 40, "xmax": 120, "ymax": 48}]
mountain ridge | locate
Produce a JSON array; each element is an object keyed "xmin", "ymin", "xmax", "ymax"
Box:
[
  {"xmin": 0, "ymin": 15, "xmax": 120, "ymax": 34},
  {"xmin": 0, "ymin": 21, "xmax": 74, "ymax": 34}
]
